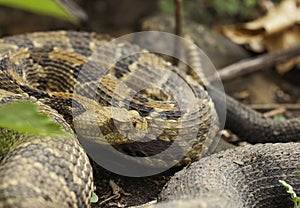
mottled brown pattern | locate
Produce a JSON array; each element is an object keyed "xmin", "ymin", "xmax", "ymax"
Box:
[
  {"xmin": 0, "ymin": 30, "xmax": 299, "ymax": 208},
  {"xmin": 0, "ymin": 31, "xmax": 218, "ymax": 207}
]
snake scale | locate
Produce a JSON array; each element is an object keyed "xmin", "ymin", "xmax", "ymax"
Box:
[{"xmin": 0, "ymin": 30, "xmax": 299, "ymax": 208}]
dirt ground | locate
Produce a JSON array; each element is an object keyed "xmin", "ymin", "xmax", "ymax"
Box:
[{"xmin": 0, "ymin": 1, "xmax": 299, "ymax": 207}]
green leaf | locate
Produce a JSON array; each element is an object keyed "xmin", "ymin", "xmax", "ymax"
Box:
[
  {"xmin": 279, "ymin": 180, "xmax": 300, "ymax": 208},
  {"xmin": 214, "ymin": 0, "xmax": 240, "ymax": 15},
  {"xmin": 245, "ymin": 0, "xmax": 256, "ymax": 7},
  {"xmin": 0, "ymin": 0, "xmax": 85, "ymax": 23},
  {"xmin": 159, "ymin": 0, "xmax": 194, "ymax": 15},
  {"xmin": 159, "ymin": 0, "xmax": 175, "ymax": 14},
  {"xmin": 274, "ymin": 115, "xmax": 286, "ymax": 121},
  {"xmin": 0, "ymin": 101, "xmax": 69, "ymax": 136},
  {"xmin": 91, "ymin": 192, "xmax": 99, "ymax": 203}
]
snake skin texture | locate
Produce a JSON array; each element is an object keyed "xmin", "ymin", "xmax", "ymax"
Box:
[
  {"xmin": 156, "ymin": 143, "xmax": 300, "ymax": 208},
  {"xmin": 208, "ymin": 86, "xmax": 300, "ymax": 143},
  {"xmin": 141, "ymin": 17, "xmax": 300, "ymax": 207},
  {"xmin": 0, "ymin": 30, "xmax": 299, "ymax": 208},
  {"xmin": 0, "ymin": 94, "xmax": 93, "ymax": 208},
  {"xmin": 0, "ymin": 31, "xmax": 220, "ymax": 207},
  {"xmin": 143, "ymin": 14, "xmax": 300, "ymax": 144},
  {"xmin": 141, "ymin": 14, "xmax": 250, "ymax": 69}
]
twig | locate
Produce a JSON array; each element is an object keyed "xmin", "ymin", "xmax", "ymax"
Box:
[
  {"xmin": 98, "ymin": 180, "xmax": 130, "ymax": 206},
  {"xmin": 174, "ymin": 0, "xmax": 183, "ymax": 37},
  {"xmin": 98, "ymin": 194, "xmax": 118, "ymax": 206},
  {"xmin": 263, "ymin": 107, "xmax": 286, "ymax": 118},
  {"xmin": 209, "ymin": 44, "xmax": 300, "ymax": 82},
  {"xmin": 173, "ymin": 0, "xmax": 183, "ymax": 65},
  {"xmin": 250, "ymin": 103, "xmax": 300, "ymax": 111}
]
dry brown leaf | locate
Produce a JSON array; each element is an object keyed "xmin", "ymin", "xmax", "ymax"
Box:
[
  {"xmin": 277, "ymin": 55, "xmax": 300, "ymax": 74},
  {"xmin": 264, "ymin": 25, "xmax": 300, "ymax": 51},
  {"xmin": 221, "ymin": 0, "xmax": 300, "ymax": 52},
  {"xmin": 220, "ymin": 0, "xmax": 300, "ymax": 73}
]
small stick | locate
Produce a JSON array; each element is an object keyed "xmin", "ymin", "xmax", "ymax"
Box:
[
  {"xmin": 173, "ymin": 0, "xmax": 183, "ymax": 65},
  {"xmin": 208, "ymin": 44, "xmax": 300, "ymax": 82},
  {"xmin": 263, "ymin": 107, "xmax": 286, "ymax": 118},
  {"xmin": 174, "ymin": 0, "xmax": 183, "ymax": 37},
  {"xmin": 250, "ymin": 103, "xmax": 300, "ymax": 111}
]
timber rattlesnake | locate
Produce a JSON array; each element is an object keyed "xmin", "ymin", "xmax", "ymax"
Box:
[
  {"xmin": 0, "ymin": 31, "xmax": 299, "ymax": 208},
  {"xmin": 0, "ymin": 30, "xmax": 218, "ymax": 207}
]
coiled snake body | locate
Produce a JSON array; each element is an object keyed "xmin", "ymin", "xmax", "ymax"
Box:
[
  {"xmin": 0, "ymin": 31, "xmax": 299, "ymax": 208},
  {"xmin": 0, "ymin": 30, "xmax": 218, "ymax": 207}
]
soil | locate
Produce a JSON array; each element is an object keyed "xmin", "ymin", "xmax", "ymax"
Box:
[{"xmin": 0, "ymin": 1, "xmax": 299, "ymax": 207}]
